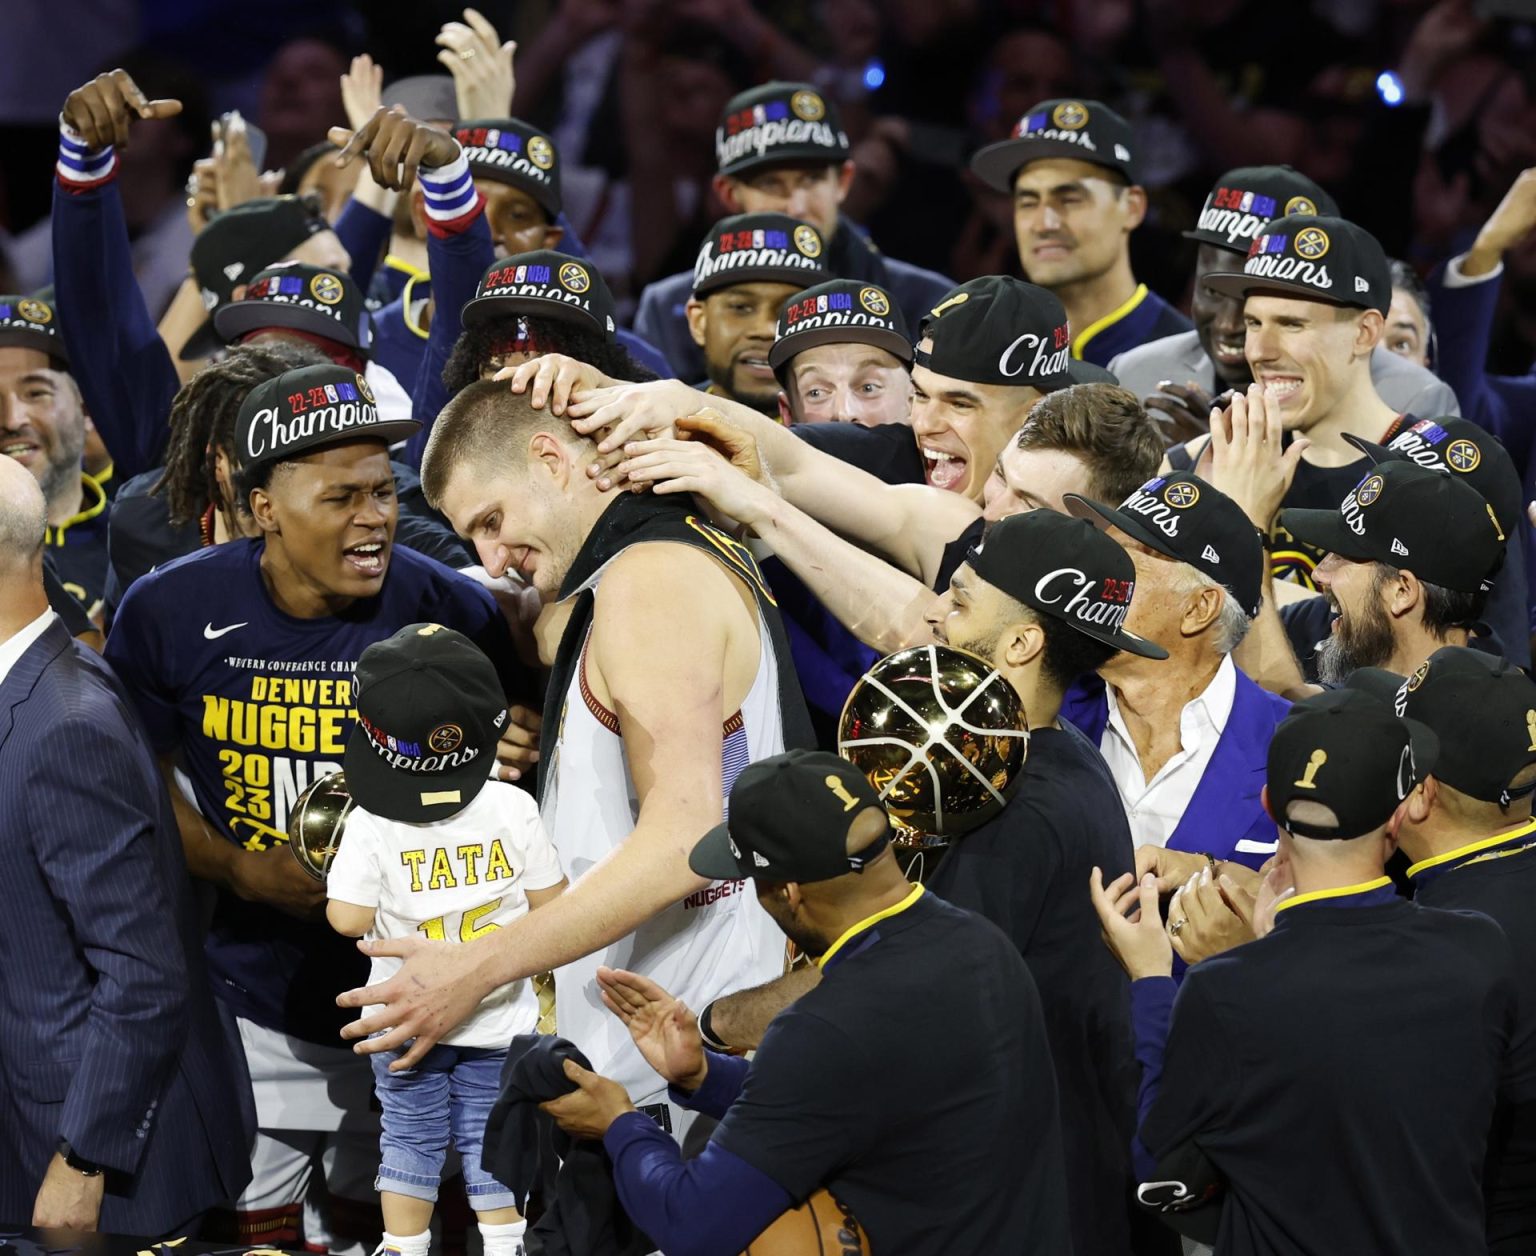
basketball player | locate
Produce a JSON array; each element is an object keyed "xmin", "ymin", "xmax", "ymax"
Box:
[
  {"xmin": 337, "ymin": 379, "xmax": 812, "ymax": 1145},
  {"xmin": 103, "ymin": 362, "xmax": 531, "ymax": 1249}
]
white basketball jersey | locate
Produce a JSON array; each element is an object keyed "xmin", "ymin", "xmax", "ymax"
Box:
[{"xmin": 541, "ymin": 558, "xmax": 788, "ymax": 1105}]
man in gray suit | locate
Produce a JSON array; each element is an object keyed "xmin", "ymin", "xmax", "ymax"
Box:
[
  {"xmin": 0, "ymin": 454, "xmax": 251, "ymax": 1235},
  {"xmin": 1109, "ymin": 166, "xmax": 1456, "ymax": 440}
]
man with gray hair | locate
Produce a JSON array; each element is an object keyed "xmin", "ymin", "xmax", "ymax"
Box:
[
  {"xmin": 1063, "ymin": 473, "xmax": 1292, "ymax": 870},
  {"xmin": 0, "ymin": 454, "xmax": 252, "ymax": 1233}
]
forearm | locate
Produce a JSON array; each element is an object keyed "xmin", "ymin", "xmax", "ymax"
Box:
[
  {"xmin": 752, "ymin": 494, "xmax": 938, "ymax": 654},
  {"xmin": 603, "ymin": 1118, "xmax": 791, "ymax": 1256},
  {"xmin": 669, "ymin": 1051, "xmax": 750, "ymax": 1119},
  {"xmin": 159, "ymin": 758, "xmax": 245, "ymax": 892},
  {"xmin": 334, "ymin": 194, "xmax": 394, "ymax": 293},
  {"xmin": 707, "ymin": 966, "xmax": 821, "ymax": 1052}
]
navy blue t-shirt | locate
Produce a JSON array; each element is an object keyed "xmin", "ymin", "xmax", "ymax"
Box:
[{"xmin": 105, "ymin": 538, "xmax": 525, "ymax": 1044}]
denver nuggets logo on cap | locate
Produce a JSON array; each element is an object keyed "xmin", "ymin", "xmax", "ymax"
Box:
[
  {"xmin": 558, "ymin": 261, "xmax": 591, "ymax": 293},
  {"xmin": 790, "ymin": 90, "xmax": 825, "ymax": 121},
  {"xmin": 793, "ymin": 224, "xmax": 822, "ymax": 258},
  {"xmin": 1285, "ymin": 195, "xmax": 1319, "ymax": 216},
  {"xmin": 1355, "ymin": 474, "xmax": 1384, "ymax": 506},
  {"xmin": 310, "ymin": 273, "xmax": 344, "ymax": 305},
  {"xmin": 16, "ymin": 298, "xmax": 52, "ymax": 324},
  {"xmin": 1164, "ymin": 481, "xmax": 1199, "ymax": 509},
  {"xmin": 355, "ymin": 372, "xmax": 375, "ymax": 405},
  {"xmin": 1052, "ymin": 101, "xmax": 1089, "ymax": 130},
  {"xmin": 1294, "ymin": 226, "xmax": 1330, "ymax": 260},
  {"xmin": 427, "ymin": 724, "xmax": 463, "ymax": 753},
  {"xmin": 1446, "ymin": 439, "xmax": 1480, "ymax": 473},
  {"xmin": 1407, "ymin": 659, "xmax": 1430, "ymax": 692},
  {"xmin": 859, "ymin": 286, "xmax": 890, "ymax": 316},
  {"xmin": 528, "ymin": 135, "xmax": 554, "ymax": 170}
]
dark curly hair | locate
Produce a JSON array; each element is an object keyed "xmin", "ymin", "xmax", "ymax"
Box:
[
  {"xmin": 153, "ymin": 340, "xmax": 328, "ymax": 524},
  {"xmin": 441, "ymin": 315, "xmax": 655, "ymax": 396}
]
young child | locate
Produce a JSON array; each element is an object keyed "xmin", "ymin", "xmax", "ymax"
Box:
[{"xmin": 326, "ymin": 623, "xmax": 566, "ymax": 1256}]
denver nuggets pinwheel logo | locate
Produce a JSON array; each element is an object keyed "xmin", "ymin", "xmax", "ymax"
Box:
[
  {"xmin": 310, "ymin": 273, "xmax": 344, "ymax": 304},
  {"xmin": 859, "ymin": 287, "xmax": 890, "ymax": 316},
  {"xmin": 558, "ymin": 262, "xmax": 591, "ymax": 293},
  {"xmin": 1164, "ymin": 482, "xmax": 1200, "ymax": 509},
  {"xmin": 1446, "ymin": 439, "xmax": 1480, "ymax": 473},
  {"xmin": 528, "ymin": 135, "xmax": 554, "ymax": 169},
  {"xmin": 1356, "ymin": 474, "xmax": 1384, "ymax": 506},
  {"xmin": 1052, "ymin": 102, "xmax": 1089, "ymax": 129},
  {"xmin": 1294, "ymin": 227, "xmax": 1330, "ymax": 259},
  {"xmin": 791, "ymin": 90, "xmax": 825, "ymax": 121},
  {"xmin": 793, "ymin": 225, "xmax": 822, "ymax": 258},
  {"xmin": 1285, "ymin": 195, "xmax": 1319, "ymax": 216},
  {"xmin": 16, "ymin": 298, "xmax": 51, "ymax": 323}
]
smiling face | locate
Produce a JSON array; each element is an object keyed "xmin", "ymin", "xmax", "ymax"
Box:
[
  {"xmin": 437, "ymin": 453, "xmax": 584, "ymax": 600},
  {"xmin": 0, "ymin": 346, "xmax": 86, "ymax": 510},
  {"xmin": 926, "ymin": 563, "xmax": 1020, "ymax": 663},
  {"xmin": 1192, "ymin": 244, "xmax": 1251, "ymax": 388},
  {"xmin": 1243, "ymin": 294, "xmax": 1376, "ymax": 433},
  {"xmin": 688, "ymin": 282, "xmax": 801, "ymax": 412},
  {"xmin": 910, "ymin": 348, "xmax": 1040, "ymax": 501},
  {"xmin": 250, "ymin": 440, "xmax": 398, "ymax": 609},
  {"xmin": 1011, "ymin": 157, "xmax": 1141, "ymax": 289},
  {"xmin": 786, "ymin": 342, "xmax": 911, "ymax": 427},
  {"xmin": 480, "ymin": 180, "xmax": 562, "ymax": 257},
  {"xmin": 1313, "ymin": 553, "xmax": 1396, "ymax": 683},
  {"xmin": 981, "ymin": 441, "xmax": 1092, "ymax": 522}
]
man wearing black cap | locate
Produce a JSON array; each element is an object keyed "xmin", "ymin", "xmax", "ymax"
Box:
[
  {"xmin": 1276, "ymin": 460, "xmax": 1506, "ymax": 688},
  {"xmin": 1108, "ymin": 166, "xmax": 1456, "ymax": 431},
  {"xmin": 103, "ymin": 362, "xmax": 531, "ymax": 1249},
  {"xmin": 685, "ymin": 212, "xmax": 829, "ymax": 413},
  {"xmin": 1092, "ymin": 688, "xmax": 1515, "ymax": 1256},
  {"xmin": 0, "ymin": 293, "xmax": 113, "ymax": 619},
  {"xmin": 635, "ymin": 81, "xmax": 952, "ymax": 382},
  {"xmin": 539, "ymin": 748, "xmax": 1071, "ymax": 1256},
  {"xmin": 769, "ymin": 277, "xmax": 913, "ymax": 428},
  {"xmin": 1385, "ymin": 648, "xmax": 1536, "ymax": 1254},
  {"xmin": 1063, "ymin": 474, "xmax": 1292, "ymax": 870},
  {"xmin": 1165, "ymin": 214, "xmax": 1421, "ymax": 591},
  {"xmin": 970, "ymin": 99, "xmax": 1191, "ymax": 368}
]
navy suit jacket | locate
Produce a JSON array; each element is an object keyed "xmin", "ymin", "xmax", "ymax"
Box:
[
  {"xmin": 0, "ymin": 619, "xmax": 252, "ymax": 1233},
  {"xmin": 1062, "ymin": 668, "xmax": 1290, "ymax": 870}
]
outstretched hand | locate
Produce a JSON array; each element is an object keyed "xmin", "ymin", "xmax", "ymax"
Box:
[
  {"xmin": 329, "ymin": 106, "xmax": 462, "ymax": 191},
  {"xmin": 597, "ymin": 966, "xmax": 708, "ymax": 1090}
]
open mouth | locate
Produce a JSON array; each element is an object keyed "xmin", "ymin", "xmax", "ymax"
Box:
[
  {"xmin": 344, "ymin": 540, "xmax": 387, "ymax": 577},
  {"xmin": 1260, "ymin": 375, "xmax": 1303, "ymax": 404},
  {"xmin": 1, "ymin": 439, "xmax": 39, "ymax": 464},
  {"xmin": 922, "ymin": 445, "xmax": 968, "ymax": 492},
  {"xmin": 1211, "ymin": 336, "xmax": 1246, "ymax": 368},
  {"xmin": 736, "ymin": 353, "xmax": 774, "ymax": 381}
]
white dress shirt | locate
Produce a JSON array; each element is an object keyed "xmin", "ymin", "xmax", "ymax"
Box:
[
  {"xmin": 1100, "ymin": 655, "xmax": 1238, "ymax": 849},
  {"xmin": 0, "ymin": 609, "xmax": 57, "ymax": 687}
]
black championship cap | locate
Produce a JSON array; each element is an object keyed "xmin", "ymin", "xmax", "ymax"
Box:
[
  {"xmin": 715, "ymin": 81, "xmax": 850, "ymax": 179},
  {"xmin": 769, "ymin": 278, "xmax": 912, "ymax": 374},
  {"xmin": 184, "ymin": 196, "xmax": 333, "ymax": 360},
  {"xmin": 1185, "ymin": 165, "xmax": 1338, "ymax": 255},
  {"xmin": 383, "ymin": 75, "xmax": 458, "ymax": 124},
  {"xmin": 690, "ymin": 749, "xmax": 891, "ymax": 883},
  {"xmin": 1279, "ymin": 460, "xmax": 1505, "ymax": 595},
  {"xmin": 0, "ymin": 294, "xmax": 65, "ymax": 364},
  {"xmin": 1202, "ymin": 213, "xmax": 1390, "ymax": 315},
  {"xmin": 461, "ymin": 250, "xmax": 617, "ymax": 338},
  {"xmin": 453, "ymin": 118, "xmax": 561, "ymax": 217},
  {"xmin": 692, "ymin": 213, "xmax": 828, "ymax": 297},
  {"xmin": 1065, "ymin": 474, "xmax": 1265, "ymax": 618},
  {"xmin": 966, "ymin": 510, "xmax": 1168, "ymax": 659},
  {"xmin": 235, "ymin": 362, "xmax": 419, "ymax": 471},
  {"xmin": 1392, "ymin": 647, "xmax": 1536, "ymax": 807},
  {"xmin": 213, "ymin": 262, "xmax": 372, "ymax": 353},
  {"xmin": 1267, "ymin": 688, "xmax": 1438, "ymax": 839},
  {"xmin": 345, "ymin": 623, "xmax": 508, "ymax": 823},
  {"xmin": 916, "ymin": 277, "xmax": 1072, "ymax": 391},
  {"xmin": 970, "ymin": 98, "xmax": 1136, "ymax": 192},
  {"xmin": 1344, "ymin": 416, "xmax": 1522, "ymax": 541}
]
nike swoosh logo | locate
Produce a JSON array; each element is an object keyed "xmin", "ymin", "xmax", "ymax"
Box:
[{"xmin": 203, "ymin": 621, "xmax": 249, "ymax": 640}]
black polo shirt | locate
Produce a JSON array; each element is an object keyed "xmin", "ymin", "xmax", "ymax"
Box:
[
  {"xmin": 929, "ymin": 720, "xmax": 1137, "ymax": 1256},
  {"xmin": 713, "ymin": 888, "xmax": 1071, "ymax": 1255},
  {"xmin": 1143, "ymin": 889, "xmax": 1513, "ymax": 1256},
  {"xmin": 1411, "ymin": 820, "xmax": 1536, "ymax": 1255}
]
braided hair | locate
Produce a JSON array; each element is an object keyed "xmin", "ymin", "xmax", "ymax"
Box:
[
  {"xmin": 153, "ymin": 340, "xmax": 328, "ymax": 524},
  {"xmin": 441, "ymin": 315, "xmax": 655, "ymax": 398}
]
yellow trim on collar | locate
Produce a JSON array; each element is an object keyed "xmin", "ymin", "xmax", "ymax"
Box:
[
  {"xmin": 1405, "ymin": 817, "xmax": 1536, "ymax": 879},
  {"xmin": 402, "ymin": 273, "xmax": 431, "ymax": 341},
  {"xmin": 383, "ymin": 253, "xmax": 429, "ymax": 282},
  {"xmin": 1071, "ymin": 283, "xmax": 1149, "ymax": 360},
  {"xmin": 1273, "ymin": 875, "xmax": 1392, "ymax": 915},
  {"xmin": 43, "ymin": 471, "xmax": 108, "ymax": 545},
  {"xmin": 816, "ymin": 882, "xmax": 925, "ymax": 969}
]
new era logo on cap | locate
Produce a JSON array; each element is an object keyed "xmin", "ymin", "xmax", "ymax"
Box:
[{"xmin": 1202, "ymin": 213, "xmax": 1391, "ymax": 315}]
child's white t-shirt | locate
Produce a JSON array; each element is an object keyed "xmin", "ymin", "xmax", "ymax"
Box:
[{"xmin": 326, "ymin": 780, "xmax": 566, "ymax": 1048}]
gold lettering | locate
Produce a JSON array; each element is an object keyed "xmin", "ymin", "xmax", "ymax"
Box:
[
  {"xmin": 202, "ymin": 695, "xmax": 230, "ymax": 740},
  {"xmin": 1294, "ymin": 749, "xmax": 1327, "ymax": 790},
  {"xmin": 485, "ymin": 838, "xmax": 512, "ymax": 882},
  {"xmin": 429, "ymin": 847, "xmax": 457, "ymax": 890},
  {"xmin": 457, "ymin": 843, "xmax": 483, "ymax": 885},
  {"xmin": 400, "ymin": 849, "xmax": 427, "ymax": 892}
]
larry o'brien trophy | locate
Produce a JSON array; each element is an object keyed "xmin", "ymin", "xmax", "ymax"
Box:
[
  {"xmin": 288, "ymin": 770, "xmax": 353, "ymax": 880},
  {"xmin": 838, "ymin": 644, "xmax": 1029, "ymax": 879}
]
